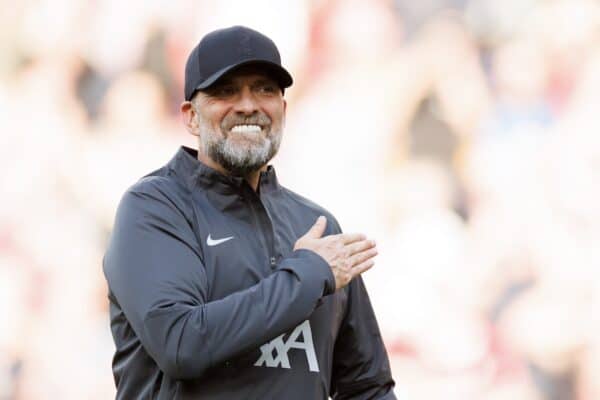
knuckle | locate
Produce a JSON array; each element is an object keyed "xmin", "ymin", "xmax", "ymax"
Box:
[
  {"xmin": 359, "ymin": 252, "xmax": 368, "ymax": 262},
  {"xmin": 346, "ymin": 256, "xmax": 355, "ymax": 268},
  {"xmin": 346, "ymin": 244, "xmax": 355, "ymax": 255}
]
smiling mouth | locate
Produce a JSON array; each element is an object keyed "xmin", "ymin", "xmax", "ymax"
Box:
[{"xmin": 230, "ymin": 124, "xmax": 263, "ymax": 134}]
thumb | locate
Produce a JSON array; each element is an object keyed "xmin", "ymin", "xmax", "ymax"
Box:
[{"xmin": 305, "ymin": 216, "xmax": 327, "ymax": 239}]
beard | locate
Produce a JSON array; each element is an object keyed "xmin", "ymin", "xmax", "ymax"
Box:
[{"xmin": 198, "ymin": 112, "xmax": 283, "ymax": 177}]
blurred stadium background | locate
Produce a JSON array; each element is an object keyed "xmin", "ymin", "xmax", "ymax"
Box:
[{"xmin": 2, "ymin": 0, "xmax": 600, "ymax": 398}]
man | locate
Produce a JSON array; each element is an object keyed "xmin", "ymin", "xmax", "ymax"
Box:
[{"xmin": 103, "ymin": 25, "xmax": 396, "ymax": 399}]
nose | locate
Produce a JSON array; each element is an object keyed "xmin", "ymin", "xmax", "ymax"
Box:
[{"xmin": 232, "ymin": 86, "xmax": 259, "ymax": 115}]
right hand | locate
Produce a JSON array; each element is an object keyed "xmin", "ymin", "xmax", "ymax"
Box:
[{"xmin": 294, "ymin": 216, "xmax": 377, "ymax": 290}]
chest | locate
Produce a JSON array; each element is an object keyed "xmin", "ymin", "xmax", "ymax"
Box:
[{"xmin": 192, "ymin": 190, "xmax": 310, "ymax": 301}]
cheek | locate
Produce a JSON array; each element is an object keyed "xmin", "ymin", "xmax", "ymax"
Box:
[
  {"xmin": 204, "ymin": 110, "xmax": 228, "ymax": 131},
  {"xmin": 265, "ymin": 103, "xmax": 285, "ymax": 127}
]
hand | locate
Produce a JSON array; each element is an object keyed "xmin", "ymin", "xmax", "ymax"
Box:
[{"xmin": 294, "ymin": 216, "xmax": 377, "ymax": 290}]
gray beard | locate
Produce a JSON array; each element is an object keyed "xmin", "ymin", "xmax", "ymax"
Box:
[{"xmin": 200, "ymin": 125, "xmax": 282, "ymax": 177}]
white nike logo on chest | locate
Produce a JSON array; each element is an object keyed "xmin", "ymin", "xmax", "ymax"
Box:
[{"xmin": 206, "ymin": 234, "xmax": 234, "ymax": 246}]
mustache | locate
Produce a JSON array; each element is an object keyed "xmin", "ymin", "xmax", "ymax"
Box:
[{"xmin": 221, "ymin": 113, "xmax": 271, "ymax": 130}]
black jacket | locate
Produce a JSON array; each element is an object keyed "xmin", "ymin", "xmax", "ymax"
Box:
[{"xmin": 103, "ymin": 146, "xmax": 396, "ymax": 399}]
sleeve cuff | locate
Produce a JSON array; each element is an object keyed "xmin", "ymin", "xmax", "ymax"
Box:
[{"xmin": 278, "ymin": 249, "xmax": 336, "ymax": 297}]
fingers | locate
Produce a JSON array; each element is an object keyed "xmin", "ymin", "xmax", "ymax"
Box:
[
  {"xmin": 350, "ymin": 246, "xmax": 377, "ymax": 267},
  {"xmin": 329, "ymin": 235, "xmax": 378, "ymax": 290},
  {"xmin": 346, "ymin": 239, "xmax": 376, "ymax": 256},
  {"xmin": 351, "ymin": 258, "xmax": 375, "ymax": 276},
  {"xmin": 334, "ymin": 232, "xmax": 366, "ymax": 245},
  {"xmin": 335, "ymin": 256, "xmax": 376, "ymax": 290},
  {"xmin": 304, "ymin": 216, "xmax": 327, "ymax": 239}
]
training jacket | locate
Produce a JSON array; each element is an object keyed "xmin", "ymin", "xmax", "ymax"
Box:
[{"xmin": 103, "ymin": 146, "xmax": 396, "ymax": 399}]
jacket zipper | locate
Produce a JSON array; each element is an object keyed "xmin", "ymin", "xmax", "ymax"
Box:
[{"xmin": 245, "ymin": 189, "xmax": 277, "ymax": 269}]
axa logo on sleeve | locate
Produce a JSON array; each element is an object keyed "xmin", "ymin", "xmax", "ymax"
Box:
[{"xmin": 254, "ymin": 320, "xmax": 319, "ymax": 372}]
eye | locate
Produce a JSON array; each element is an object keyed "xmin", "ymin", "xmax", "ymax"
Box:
[
  {"xmin": 211, "ymin": 84, "xmax": 237, "ymax": 97},
  {"xmin": 257, "ymin": 82, "xmax": 278, "ymax": 95}
]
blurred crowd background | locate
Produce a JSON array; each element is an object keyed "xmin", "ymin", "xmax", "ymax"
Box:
[{"xmin": 2, "ymin": 0, "xmax": 600, "ymax": 398}]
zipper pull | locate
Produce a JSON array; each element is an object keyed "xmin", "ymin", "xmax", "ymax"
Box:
[{"xmin": 270, "ymin": 256, "xmax": 277, "ymax": 268}]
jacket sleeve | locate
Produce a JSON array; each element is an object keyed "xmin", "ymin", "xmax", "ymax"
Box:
[
  {"xmin": 103, "ymin": 183, "xmax": 335, "ymax": 380},
  {"xmin": 330, "ymin": 276, "xmax": 397, "ymax": 399}
]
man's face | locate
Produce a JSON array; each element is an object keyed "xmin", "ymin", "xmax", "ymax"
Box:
[{"xmin": 190, "ymin": 66, "xmax": 286, "ymax": 176}]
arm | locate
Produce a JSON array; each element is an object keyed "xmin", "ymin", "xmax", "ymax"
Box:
[
  {"xmin": 103, "ymin": 183, "xmax": 335, "ymax": 380},
  {"xmin": 330, "ymin": 276, "xmax": 396, "ymax": 400}
]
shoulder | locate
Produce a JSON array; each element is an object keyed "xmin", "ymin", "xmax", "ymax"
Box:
[
  {"xmin": 278, "ymin": 185, "xmax": 343, "ymax": 234},
  {"xmin": 118, "ymin": 166, "xmax": 192, "ymax": 220},
  {"xmin": 128, "ymin": 165, "xmax": 181, "ymax": 195}
]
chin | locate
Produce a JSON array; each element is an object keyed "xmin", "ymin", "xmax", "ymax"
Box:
[{"xmin": 228, "ymin": 137, "xmax": 267, "ymax": 151}]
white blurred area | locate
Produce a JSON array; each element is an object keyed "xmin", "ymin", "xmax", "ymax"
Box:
[{"xmin": 2, "ymin": 0, "xmax": 600, "ymax": 398}]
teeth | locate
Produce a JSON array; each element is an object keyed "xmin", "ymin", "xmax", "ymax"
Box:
[{"xmin": 231, "ymin": 124, "xmax": 261, "ymax": 134}]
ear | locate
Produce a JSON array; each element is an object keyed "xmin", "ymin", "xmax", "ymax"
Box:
[
  {"xmin": 283, "ymin": 99, "xmax": 287, "ymax": 121},
  {"xmin": 180, "ymin": 101, "xmax": 200, "ymax": 137}
]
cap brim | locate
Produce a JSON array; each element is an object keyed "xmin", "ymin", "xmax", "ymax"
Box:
[{"xmin": 194, "ymin": 59, "xmax": 293, "ymax": 93}]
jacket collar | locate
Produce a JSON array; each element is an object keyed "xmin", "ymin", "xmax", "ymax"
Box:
[{"xmin": 167, "ymin": 146, "xmax": 281, "ymax": 195}]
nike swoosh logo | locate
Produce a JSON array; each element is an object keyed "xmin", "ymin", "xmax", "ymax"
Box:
[{"xmin": 206, "ymin": 234, "xmax": 234, "ymax": 246}]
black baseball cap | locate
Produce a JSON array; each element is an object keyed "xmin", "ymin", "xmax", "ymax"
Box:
[{"xmin": 184, "ymin": 25, "xmax": 293, "ymax": 101}]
